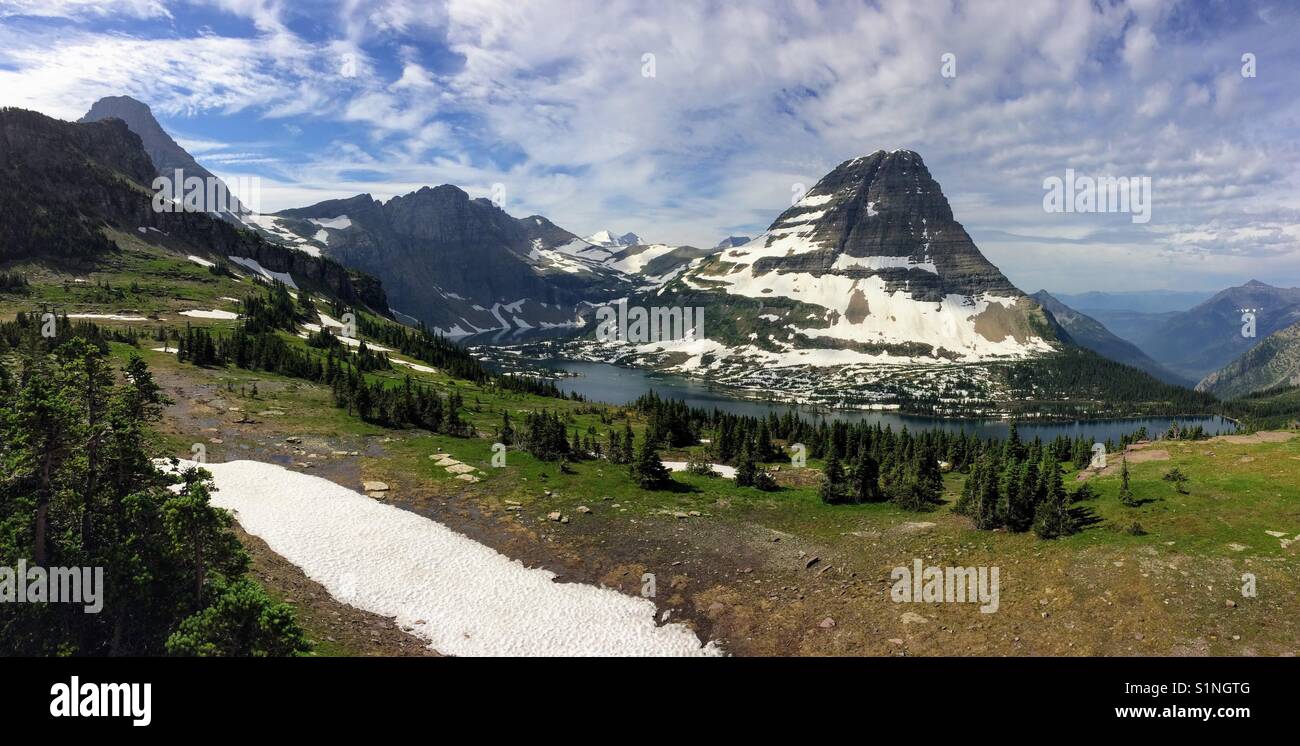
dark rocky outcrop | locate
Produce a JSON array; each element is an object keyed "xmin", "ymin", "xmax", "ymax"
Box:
[
  {"xmin": 755, "ymin": 150, "xmax": 1021, "ymax": 301},
  {"xmin": 0, "ymin": 107, "xmax": 388, "ymax": 312}
]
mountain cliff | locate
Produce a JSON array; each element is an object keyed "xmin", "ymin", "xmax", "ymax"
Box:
[{"xmin": 0, "ymin": 107, "xmax": 387, "ymax": 311}]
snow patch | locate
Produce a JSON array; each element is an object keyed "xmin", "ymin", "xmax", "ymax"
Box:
[
  {"xmin": 179, "ymin": 309, "xmax": 239, "ymax": 320},
  {"xmin": 227, "ymin": 256, "xmax": 298, "ymax": 289},
  {"xmin": 169, "ymin": 459, "xmax": 721, "ymax": 657}
]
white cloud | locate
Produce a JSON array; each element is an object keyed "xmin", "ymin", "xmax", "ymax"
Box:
[
  {"xmin": 0, "ymin": 0, "xmax": 170, "ymax": 20},
  {"xmin": 1, "ymin": 0, "xmax": 1297, "ymax": 292}
]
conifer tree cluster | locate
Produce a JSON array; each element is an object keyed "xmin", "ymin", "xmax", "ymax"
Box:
[
  {"xmin": 953, "ymin": 424, "xmax": 1084, "ymax": 539},
  {"xmin": 0, "ymin": 339, "xmax": 308, "ymax": 655}
]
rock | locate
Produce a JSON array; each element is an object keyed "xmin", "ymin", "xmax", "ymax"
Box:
[
  {"xmin": 1227, "ymin": 543, "xmax": 1248, "ymax": 552},
  {"xmin": 888, "ymin": 638, "xmax": 905, "ymax": 645},
  {"xmin": 547, "ymin": 511, "xmax": 562, "ymax": 522},
  {"xmin": 577, "ymin": 506, "xmax": 591, "ymax": 514},
  {"xmin": 560, "ymin": 516, "xmax": 570, "ymax": 524},
  {"xmin": 362, "ymin": 480, "xmax": 389, "ymax": 492},
  {"xmin": 544, "ymin": 490, "xmax": 553, "ymax": 497},
  {"xmin": 1265, "ymin": 530, "xmax": 1287, "ymax": 538},
  {"xmin": 445, "ymin": 463, "xmax": 476, "ymax": 474},
  {"xmin": 435, "ymin": 457, "xmax": 459, "ymax": 467},
  {"xmin": 805, "ymin": 556, "xmax": 821, "ymax": 569},
  {"xmin": 672, "ymin": 511, "xmax": 689, "ymax": 519},
  {"xmin": 366, "ymin": 492, "xmax": 386, "ymax": 500},
  {"xmin": 688, "ymin": 510, "xmax": 701, "ymax": 517},
  {"xmin": 1225, "ymin": 599, "xmax": 1237, "ymax": 608},
  {"xmin": 818, "ymin": 617, "xmax": 836, "ymax": 629},
  {"xmin": 504, "ymin": 500, "xmax": 522, "ymax": 506},
  {"xmin": 455, "ymin": 474, "xmax": 480, "ymax": 483},
  {"xmin": 900, "ymin": 611, "xmax": 928, "ymax": 625},
  {"xmin": 432, "ymin": 453, "xmax": 451, "ymax": 459},
  {"xmin": 898, "ymin": 521, "xmax": 937, "ymax": 533}
]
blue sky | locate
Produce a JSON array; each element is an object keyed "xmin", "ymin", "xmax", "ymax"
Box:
[{"xmin": 1, "ymin": 0, "xmax": 1298, "ymax": 293}]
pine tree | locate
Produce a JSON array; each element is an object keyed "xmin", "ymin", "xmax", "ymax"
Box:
[
  {"xmin": 819, "ymin": 453, "xmax": 850, "ymax": 504},
  {"xmin": 630, "ymin": 437, "xmax": 671, "ymax": 489},
  {"xmin": 0, "ymin": 341, "xmax": 308, "ymax": 656},
  {"xmin": 851, "ymin": 451, "xmax": 882, "ymax": 503},
  {"xmin": 974, "ymin": 459, "xmax": 1001, "ymax": 530},
  {"xmin": 622, "ymin": 422, "xmax": 636, "ymax": 464},
  {"xmin": 1005, "ymin": 461, "xmax": 1037, "ymax": 532},
  {"xmin": 499, "ymin": 411, "xmax": 514, "ymax": 445},
  {"xmin": 1033, "ymin": 460, "xmax": 1077, "ymax": 539},
  {"xmin": 1118, "ymin": 455, "xmax": 1138, "ymax": 506},
  {"xmin": 735, "ymin": 442, "xmax": 758, "ymax": 487}
]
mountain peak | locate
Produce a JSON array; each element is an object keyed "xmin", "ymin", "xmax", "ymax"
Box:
[
  {"xmin": 715, "ymin": 235, "xmax": 752, "ymax": 248},
  {"xmin": 79, "ymin": 94, "xmax": 246, "ymax": 216},
  {"xmin": 585, "ymin": 230, "xmax": 641, "ymax": 247},
  {"xmin": 755, "ymin": 148, "xmax": 1019, "ymax": 300}
]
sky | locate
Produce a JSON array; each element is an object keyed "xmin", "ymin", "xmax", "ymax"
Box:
[{"xmin": 0, "ymin": 0, "xmax": 1297, "ymax": 294}]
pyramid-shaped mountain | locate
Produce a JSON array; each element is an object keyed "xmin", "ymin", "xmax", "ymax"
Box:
[{"xmin": 666, "ymin": 150, "xmax": 1058, "ymax": 367}]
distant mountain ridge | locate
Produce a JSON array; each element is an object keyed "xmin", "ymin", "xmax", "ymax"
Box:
[
  {"xmin": 585, "ymin": 230, "xmax": 641, "ymax": 248},
  {"xmin": 253, "ymin": 191, "xmax": 721, "ymax": 336},
  {"xmin": 1131, "ymin": 280, "xmax": 1300, "ymax": 381},
  {"xmin": 1055, "ymin": 289, "xmax": 1216, "ymax": 314},
  {"xmin": 1031, "ymin": 290, "xmax": 1190, "ymax": 386}
]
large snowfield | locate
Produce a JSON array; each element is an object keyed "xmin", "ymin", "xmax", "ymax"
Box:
[{"xmin": 172, "ymin": 459, "xmax": 722, "ymax": 657}]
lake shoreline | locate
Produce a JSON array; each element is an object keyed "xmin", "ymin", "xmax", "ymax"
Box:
[{"xmin": 489, "ymin": 355, "xmax": 1235, "ymax": 436}]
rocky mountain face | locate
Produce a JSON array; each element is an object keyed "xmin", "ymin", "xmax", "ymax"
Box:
[
  {"xmin": 260, "ymin": 188, "xmax": 634, "ymax": 335},
  {"xmin": 641, "ymin": 150, "xmax": 1058, "ymax": 371},
  {"xmin": 79, "ymin": 96, "xmax": 246, "ymax": 217},
  {"xmin": 1198, "ymin": 319, "xmax": 1300, "ymax": 398},
  {"xmin": 252, "ymin": 193, "xmax": 721, "ymax": 337},
  {"xmin": 1, "ymin": 108, "xmax": 156, "ymax": 262},
  {"xmin": 1134, "ymin": 280, "xmax": 1300, "ymax": 381},
  {"xmin": 1031, "ymin": 290, "xmax": 1188, "ymax": 386},
  {"xmin": 0, "ymin": 107, "xmax": 388, "ymax": 311}
]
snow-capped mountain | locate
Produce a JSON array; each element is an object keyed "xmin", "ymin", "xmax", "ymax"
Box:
[
  {"xmin": 584, "ymin": 230, "xmax": 642, "ymax": 247},
  {"xmin": 658, "ymin": 150, "xmax": 1055, "ymax": 363},
  {"xmin": 555, "ymin": 150, "xmax": 1065, "ymax": 406},
  {"xmin": 245, "ymin": 191, "xmax": 721, "ymax": 338}
]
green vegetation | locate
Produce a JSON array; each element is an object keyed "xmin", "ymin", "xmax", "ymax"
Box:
[{"xmin": 0, "ymin": 331, "xmax": 307, "ymax": 656}]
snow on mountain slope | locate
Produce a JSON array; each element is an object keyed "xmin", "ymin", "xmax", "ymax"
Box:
[
  {"xmin": 659, "ymin": 149, "xmax": 1056, "ymax": 369},
  {"xmin": 585, "ymin": 230, "xmax": 641, "ymax": 247}
]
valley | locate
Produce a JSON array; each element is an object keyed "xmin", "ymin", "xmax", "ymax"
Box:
[{"xmin": 2, "ymin": 98, "xmax": 1299, "ymax": 660}]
